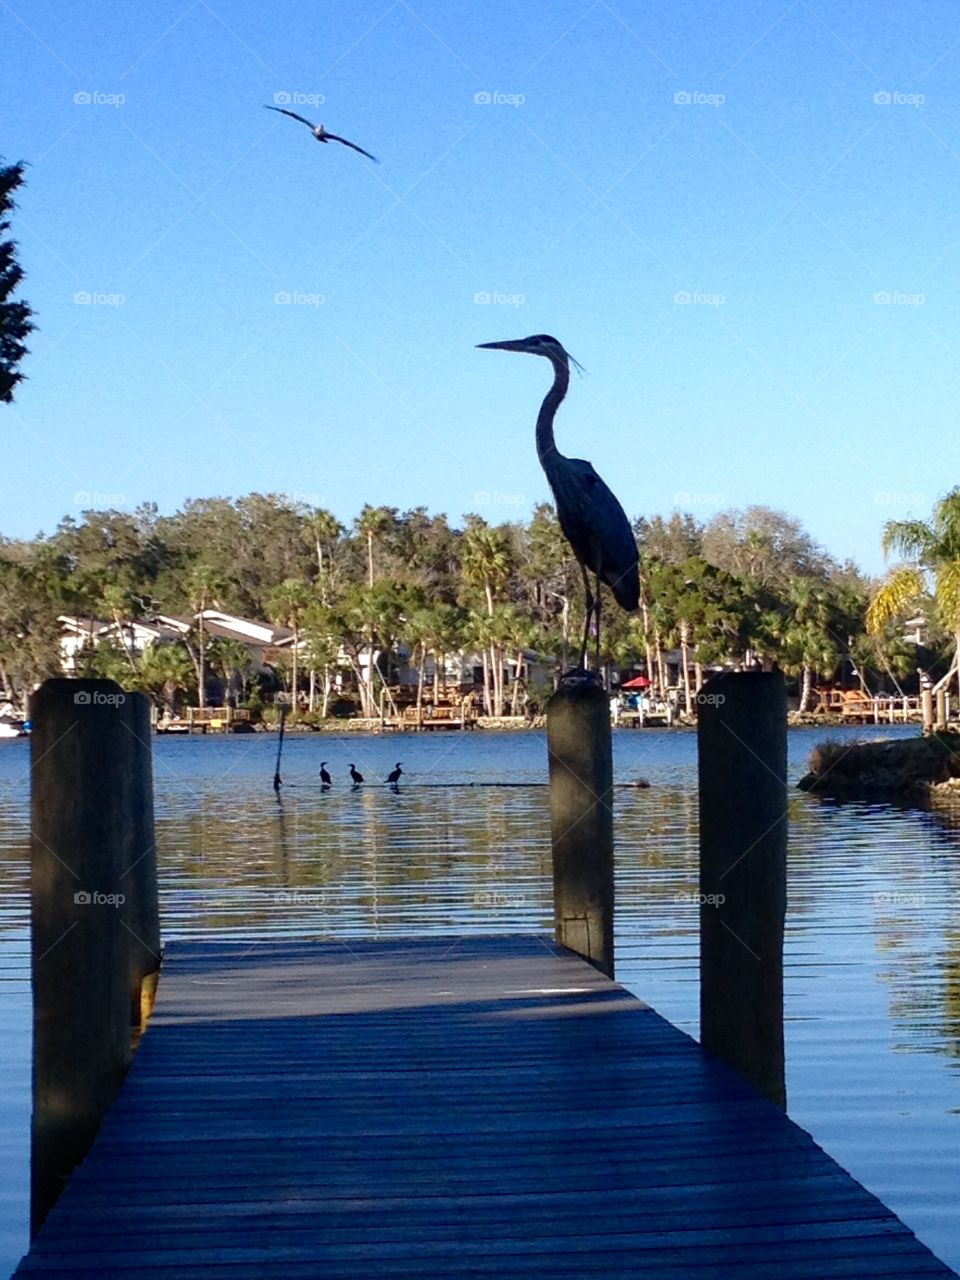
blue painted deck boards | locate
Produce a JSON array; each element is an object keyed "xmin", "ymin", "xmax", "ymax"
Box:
[{"xmin": 16, "ymin": 935, "xmax": 958, "ymax": 1278}]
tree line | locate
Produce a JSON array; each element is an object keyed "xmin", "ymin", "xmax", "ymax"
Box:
[{"xmin": 1, "ymin": 491, "xmax": 954, "ymax": 719}]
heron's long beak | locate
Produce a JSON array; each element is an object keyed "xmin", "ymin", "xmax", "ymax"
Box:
[{"xmin": 476, "ymin": 339, "xmax": 528, "ymax": 352}]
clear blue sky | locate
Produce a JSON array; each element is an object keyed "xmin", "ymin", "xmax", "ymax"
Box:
[{"xmin": 3, "ymin": 0, "xmax": 959, "ymax": 574}]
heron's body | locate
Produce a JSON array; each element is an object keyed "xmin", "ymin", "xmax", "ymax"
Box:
[
  {"xmin": 263, "ymin": 106, "xmax": 379, "ymax": 162},
  {"xmin": 478, "ymin": 334, "xmax": 639, "ymax": 670},
  {"xmin": 349, "ymin": 764, "xmax": 364, "ymax": 786},
  {"xmin": 319, "ymin": 762, "xmax": 332, "ymax": 786}
]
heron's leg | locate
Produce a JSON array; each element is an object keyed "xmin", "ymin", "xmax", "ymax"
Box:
[
  {"xmin": 578, "ymin": 560, "xmax": 593, "ymax": 671},
  {"xmin": 594, "ymin": 570, "xmax": 603, "ymax": 671}
]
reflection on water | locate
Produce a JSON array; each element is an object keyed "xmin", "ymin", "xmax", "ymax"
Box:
[{"xmin": 1, "ymin": 724, "xmax": 959, "ymax": 1273}]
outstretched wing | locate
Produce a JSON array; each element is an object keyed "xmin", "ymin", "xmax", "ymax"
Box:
[
  {"xmin": 551, "ymin": 457, "xmax": 639, "ymax": 612},
  {"xmin": 263, "ymin": 105, "xmax": 316, "ymax": 129},
  {"xmin": 324, "ymin": 132, "xmax": 380, "ymax": 163}
]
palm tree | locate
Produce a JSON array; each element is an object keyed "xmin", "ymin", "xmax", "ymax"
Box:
[
  {"xmin": 300, "ymin": 605, "xmax": 340, "ymax": 715},
  {"xmin": 766, "ymin": 579, "xmax": 840, "ymax": 712},
  {"xmin": 461, "ymin": 523, "xmax": 512, "ymax": 712},
  {"xmin": 100, "ymin": 584, "xmax": 139, "ymax": 672},
  {"xmin": 184, "ymin": 564, "xmax": 223, "ymax": 709},
  {"xmin": 868, "ymin": 489, "xmax": 960, "ymax": 696},
  {"xmin": 303, "ymin": 508, "xmax": 342, "ymax": 596},
  {"xmin": 207, "ymin": 636, "xmax": 254, "ymax": 707},
  {"xmin": 135, "ymin": 643, "xmax": 194, "ymax": 715},
  {"xmin": 355, "ymin": 505, "xmax": 394, "ymax": 588},
  {"xmin": 267, "ymin": 579, "xmax": 313, "ymax": 711}
]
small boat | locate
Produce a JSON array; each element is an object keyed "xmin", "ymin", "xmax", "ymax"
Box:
[{"xmin": 0, "ymin": 715, "xmax": 26, "ymax": 738}]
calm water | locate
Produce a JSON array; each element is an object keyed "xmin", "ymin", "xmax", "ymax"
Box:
[{"xmin": 1, "ymin": 724, "xmax": 959, "ymax": 1273}]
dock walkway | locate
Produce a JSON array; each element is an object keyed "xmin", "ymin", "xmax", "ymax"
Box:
[{"xmin": 18, "ymin": 935, "xmax": 957, "ymax": 1279}]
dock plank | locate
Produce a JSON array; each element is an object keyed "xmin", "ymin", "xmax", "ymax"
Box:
[{"xmin": 16, "ymin": 935, "xmax": 958, "ymax": 1278}]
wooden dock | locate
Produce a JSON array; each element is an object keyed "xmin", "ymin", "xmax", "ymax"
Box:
[{"xmin": 17, "ymin": 935, "xmax": 956, "ymax": 1279}]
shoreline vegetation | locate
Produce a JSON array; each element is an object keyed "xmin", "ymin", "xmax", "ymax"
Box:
[
  {"xmin": 4, "ymin": 487, "xmax": 960, "ymax": 736},
  {"xmin": 799, "ymin": 732, "xmax": 960, "ymax": 803}
]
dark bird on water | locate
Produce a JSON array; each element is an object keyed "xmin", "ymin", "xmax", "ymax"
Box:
[
  {"xmin": 386, "ymin": 762, "xmax": 403, "ymax": 786},
  {"xmin": 319, "ymin": 762, "xmax": 332, "ymax": 786},
  {"xmin": 263, "ymin": 106, "xmax": 380, "ymax": 162},
  {"xmin": 349, "ymin": 764, "xmax": 364, "ymax": 786},
  {"xmin": 477, "ymin": 334, "xmax": 639, "ymax": 672}
]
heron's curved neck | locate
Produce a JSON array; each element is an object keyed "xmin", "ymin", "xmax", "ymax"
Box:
[{"xmin": 535, "ymin": 358, "xmax": 570, "ymax": 474}]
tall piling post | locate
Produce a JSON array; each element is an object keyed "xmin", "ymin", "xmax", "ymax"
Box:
[
  {"xmin": 546, "ymin": 680, "xmax": 614, "ymax": 977},
  {"xmin": 119, "ymin": 692, "xmax": 161, "ymax": 1027},
  {"xmin": 30, "ymin": 679, "xmax": 136, "ymax": 1233},
  {"xmin": 698, "ymin": 671, "xmax": 787, "ymax": 1108}
]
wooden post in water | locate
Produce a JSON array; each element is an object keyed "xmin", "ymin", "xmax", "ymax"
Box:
[
  {"xmin": 119, "ymin": 692, "xmax": 161, "ymax": 1027},
  {"xmin": 546, "ymin": 680, "xmax": 614, "ymax": 977},
  {"xmin": 935, "ymin": 688, "xmax": 947, "ymax": 733},
  {"xmin": 698, "ymin": 670, "xmax": 787, "ymax": 1108},
  {"xmin": 30, "ymin": 679, "xmax": 137, "ymax": 1233},
  {"xmin": 921, "ymin": 687, "xmax": 934, "ymax": 733}
]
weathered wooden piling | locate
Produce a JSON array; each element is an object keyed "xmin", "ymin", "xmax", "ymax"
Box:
[
  {"xmin": 546, "ymin": 680, "xmax": 614, "ymax": 977},
  {"xmin": 922, "ymin": 686, "xmax": 935, "ymax": 733},
  {"xmin": 698, "ymin": 670, "xmax": 787, "ymax": 1108},
  {"xmin": 29, "ymin": 678, "xmax": 159, "ymax": 1234},
  {"xmin": 119, "ymin": 692, "xmax": 161, "ymax": 1027}
]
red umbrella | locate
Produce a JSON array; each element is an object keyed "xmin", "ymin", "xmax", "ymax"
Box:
[{"xmin": 620, "ymin": 675, "xmax": 651, "ymax": 689}]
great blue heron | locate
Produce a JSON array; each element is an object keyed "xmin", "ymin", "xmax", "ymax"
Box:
[
  {"xmin": 263, "ymin": 106, "xmax": 379, "ymax": 162},
  {"xmin": 386, "ymin": 763, "xmax": 403, "ymax": 786},
  {"xmin": 477, "ymin": 334, "xmax": 639, "ymax": 671},
  {"xmin": 349, "ymin": 763, "xmax": 364, "ymax": 787},
  {"xmin": 319, "ymin": 762, "xmax": 332, "ymax": 786}
]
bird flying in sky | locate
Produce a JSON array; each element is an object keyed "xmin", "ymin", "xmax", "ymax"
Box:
[{"xmin": 263, "ymin": 106, "xmax": 380, "ymax": 162}]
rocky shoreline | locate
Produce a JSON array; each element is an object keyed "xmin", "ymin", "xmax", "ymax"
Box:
[{"xmin": 798, "ymin": 732, "xmax": 960, "ymax": 803}]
